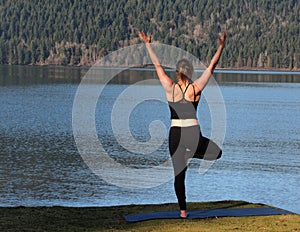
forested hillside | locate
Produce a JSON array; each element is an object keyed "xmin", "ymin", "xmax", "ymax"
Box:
[{"xmin": 0, "ymin": 0, "xmax": 299, "ymax": 69}]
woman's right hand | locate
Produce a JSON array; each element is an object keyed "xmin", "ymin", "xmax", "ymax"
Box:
[{"xmin": 138, "ymin": 31, "xmax": 152, "ymax": 43}]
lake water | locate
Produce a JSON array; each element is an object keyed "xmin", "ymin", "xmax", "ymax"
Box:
[{"xmin": 0, "ymin": 65, "xmax": 299, "ymax": 214}]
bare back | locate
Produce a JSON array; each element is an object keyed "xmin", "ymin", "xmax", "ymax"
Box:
[{"xmin": 166, "ymin": 83, "xmax": 201, "ymax": 103}]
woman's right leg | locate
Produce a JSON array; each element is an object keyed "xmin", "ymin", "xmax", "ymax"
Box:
[
  {"xmin": 184, "ymin": 125, "xmax": 222, "ymax": 160},
  {"xmin": 194, "ymin": 135, "xmax": 222, "ymax": 160}
]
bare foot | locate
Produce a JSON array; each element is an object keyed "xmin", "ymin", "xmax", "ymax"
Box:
[{"xmin": 180, "ymin": 210, "xmax": 187, "ymax": 218}]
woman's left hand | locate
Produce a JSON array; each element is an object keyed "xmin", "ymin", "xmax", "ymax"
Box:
[{"xmin": 218, "ymin": 32, "xmax": 227, "ymax": 47}]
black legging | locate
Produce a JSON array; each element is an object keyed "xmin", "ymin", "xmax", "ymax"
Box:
[{"xmin": 168, "ymin": 125, "xmax": 222, "ymax": 210}]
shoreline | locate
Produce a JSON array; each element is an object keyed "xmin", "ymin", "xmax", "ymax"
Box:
[
  {"xmin": 1, "ymin": 200, "xmax": 299, "ymax": 231},
  {"xmin": 1, "ymin": 63, "xmax": 300, "ymax": 73},
  {"xmin": 1, "ymin": 64, "xmax": 300, "ymax": 75}
]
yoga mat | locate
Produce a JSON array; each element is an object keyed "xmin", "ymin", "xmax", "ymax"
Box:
[{"xmin": 124, "ymin": 207, "xmax": 295, "ymax": 222}]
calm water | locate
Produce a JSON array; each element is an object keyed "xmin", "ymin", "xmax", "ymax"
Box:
[{"xmin": 0, "ymin": 65, "xmax": 299, "ymax": 214}]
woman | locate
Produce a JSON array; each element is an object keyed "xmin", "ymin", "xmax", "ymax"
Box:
[{"xmin": 139, "ymin": 31, "xmax": 226, "ymax": 218}]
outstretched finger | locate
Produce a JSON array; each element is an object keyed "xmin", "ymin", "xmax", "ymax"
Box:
[
  {"xmin": 138, "ymin": 32, "xmax": 147, "ymax": 42},
  {"xmin": 138, "ymin": 31, "xmax": 144, "ymax": 39},
  {"xmin": 218, "ymin": 31, "xmax": 227, "ymax": 44},
  {"xmin": 221, "ymin": 31, "xmax": 227, "ymax": 41},
  {"xmin": 138, "ymin": 32, "xmax": 151, "ymax": 43}
]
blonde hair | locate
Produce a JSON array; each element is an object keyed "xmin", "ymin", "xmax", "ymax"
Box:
[{"xmin": 176, "ymin": 59, "xmax": 194, "ymax": 81}]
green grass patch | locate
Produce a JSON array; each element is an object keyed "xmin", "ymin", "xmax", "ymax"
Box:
[{"xmin": 0, "ymin": 201, "xmax": 299, "ymax": 232}]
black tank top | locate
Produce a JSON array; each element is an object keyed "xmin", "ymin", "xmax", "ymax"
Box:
[{"xmin": 168, "ymin": 83, "xmax": 199, "ymax": 119}]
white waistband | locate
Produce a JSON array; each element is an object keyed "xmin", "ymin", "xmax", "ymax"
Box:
[{"xmin": 171, "ymin": 119, "xmax": 199, "ymax": 127}]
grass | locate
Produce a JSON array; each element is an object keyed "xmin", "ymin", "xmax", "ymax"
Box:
[{"xmin": 0, "ymin": 201, "xmax": 299, "ymax": 232}]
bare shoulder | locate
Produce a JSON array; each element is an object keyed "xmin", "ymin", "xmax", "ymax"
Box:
[
  {"xmin": 191, "ymin": 82, "xmax": 202, "ymax": 96},
  {"xmin": 165, "ymin": 82, "xmax": 176, "ymax": 101},
  {"xmin": 192, "ymin": 69, "xmax": 212, "ymax": 92}
]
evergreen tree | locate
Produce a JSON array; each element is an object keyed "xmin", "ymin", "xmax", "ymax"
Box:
[{"xmin": 0, "ymin": 0, "xmax": 298, "ymax": 69}]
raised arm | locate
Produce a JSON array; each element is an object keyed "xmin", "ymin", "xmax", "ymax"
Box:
[
  {"xmin": 138, "ymin": 32, "xmax": 174, "ymax": 92},
  {"xmin": 194, "ymin": 32, "xmax": 227, "ymax": 92}
]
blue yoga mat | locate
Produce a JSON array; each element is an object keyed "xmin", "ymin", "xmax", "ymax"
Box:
[{"xmin": 124, "ymin": 207, "xmax": 294, "ymax": 222}]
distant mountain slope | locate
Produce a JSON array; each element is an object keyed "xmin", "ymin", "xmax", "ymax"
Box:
[{"xmin": 0, "ymin": 0, "xmax": 299, "ymax": 69}]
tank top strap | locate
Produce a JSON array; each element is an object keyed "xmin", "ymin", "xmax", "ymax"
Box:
[
  {"xmin": 172, "ymin": 83, "xmax": 176, "ymax": 102},
  {"xmin": 172, "ymin": 83, "xmax": 195, "ymax": 102},
  {"xmin": 191, "ymin": 83, "xmax": 196, "ymax": 102},
  {"xmin": 182, "ymin": 83, "xmax": 190, "ymax": 95}
]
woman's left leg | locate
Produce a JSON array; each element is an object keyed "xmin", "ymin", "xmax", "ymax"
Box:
[{"xmin": 169, "ymin": 127, "xmax": 188, "ymax": 211}]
